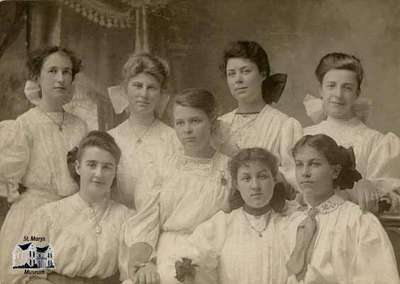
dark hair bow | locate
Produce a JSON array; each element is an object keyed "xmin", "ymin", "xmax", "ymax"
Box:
[
  {"xmin": 67, "ymin": 146, "xmax": 80, "ymax": 183},
  {"xmin": 337, "ymin": 146, "xmax": 362, "ymax": 189}
]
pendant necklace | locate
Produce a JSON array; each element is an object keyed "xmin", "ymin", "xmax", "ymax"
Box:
[
  {"xmin": 242, "ymin": 208, "xmax": 271, "ymax": 238},
  {"xmin": 37, "ymin": 106, "xmax": 65, "ymax": 131},
  {"xmin": 131, "ymin": 118, "xmax": 156, "ymax": 144}
]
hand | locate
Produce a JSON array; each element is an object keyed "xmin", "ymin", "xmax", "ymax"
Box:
[
  {"xmin": 175, "ymin": 258, "xmax": 197, "ymax": 283},
  {"xmin": 353, "ymin": 179, "xmax": 380, "ymax": 213},
  {"xmin": 133, "ymin": 263, "xmax": 160, "ymax": 284}
]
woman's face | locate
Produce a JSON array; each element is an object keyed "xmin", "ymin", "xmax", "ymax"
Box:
[
  {"xmin": 75, "ymin": 146, "xmax": 117, "ymax": 200},
  {"xmin": 226, "ymin": 58, "xmax": 266, "ymax": 105},
  {"xmin": 294, "ymin": 145, "xmax": 340, "ymax": 201},
  {"xmin": 320, "ymin": 69, "xmax": 359, "ymax": 120},
  {"xmin": 37, "ymin": 52, "xmax": 74, "ymax": 107},
  {"xmin": 126, "ymin": 72, "xmax": 162, "ymax": 116},
  {"xmin": 236, "ymin": 160, "xmax": 275, "ymax": 209},
  {"xmin": 174, "ymin": 104, "xmax": 213, "ymax": 156}
]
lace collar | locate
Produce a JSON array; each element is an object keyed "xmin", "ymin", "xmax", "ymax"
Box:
[{"xmin": 306, "ymin": 194, "xmax": 345, "ymax": 215}]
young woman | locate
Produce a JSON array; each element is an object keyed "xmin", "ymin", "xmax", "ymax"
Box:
[
  {"xmin": 216, "ymin": 40, "xmax": 302, "ymax": 187},
  {"xmin": 287, "ymin": 134, "xmax": 399, "ymax": 283},
  {"xmin": 12, "ymin": 131, "xmax": 130, "ymax": 284},
  {"xmin": 0, "ymin": 46, "xmax": 87, "ymax": 281},
  {"xmin": 108, "ymin": 52, "xmax": 179, "ymax": 211},
  {"xmin": 119, "ymin": 88, "xmax": 231, "ymax": 284},
  {"xmin": 173, "ymin": 148, "xmax": 293, "ymax": 284},
  {"xmin": 304, "ymin": 52, "xmax": 400, "ymax": 212}
]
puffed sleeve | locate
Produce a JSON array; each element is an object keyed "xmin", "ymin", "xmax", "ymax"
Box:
[
  {"xmin": 118, "ymin": 192, "xmax": 161, "ymax": 281},
  {"xmin": 0, "ymin": 118, "xmax": 31, "ymax": 202},
  {"xmin": 177, "ymin": 211, "xmax": 229, "ymax": 271},
  {"xmin": 366, "ymin": 132, "xmax": 400, "ymax": 192},
  {"xmin": 350, "ymin": 212, "xmax": 400, "ymax": 284},
  {"xmin": 278, "ymin": 118, "xmax": 303, "ymax": 190}
]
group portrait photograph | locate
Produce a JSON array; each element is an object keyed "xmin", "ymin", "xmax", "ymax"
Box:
[{"xmin": 0, "ymin": 0, "xmax": 400, "ymax": 283}]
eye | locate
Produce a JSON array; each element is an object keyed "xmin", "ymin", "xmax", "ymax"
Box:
[
  {"xmin": 191, "ymin": 118, "xmax": 202, "ymax": 124},
  {"xmin": 175, "ymin": 120, "xmax": 184, "ymax": 126},
  {"xmin": 311, "ymin": 161, "xmax": 321, "ymax": 167},
  {"xmin": 63, "ymin": 69, "xmax": 72, "ymax": 76},
  {"xmin": 131, "ymin": 82, "xmax": 143, "ymax": 88},
  {"xmin": 243, "ymin": 68, "xmax": 251, "ymax": 74},
  {"xmin": 103, "ymin": 164, "xmax": 114, "ymax": 170},
  {"xmin": 48, "ymin": 68, "xmax": 57, "ymax": 74},
  {"xmin": 258, "ymin": 173, "xmax": 269, "ymax": 179},
  {"xmin": 227, "ymin": 71, "xmax": 235, "ymax": 77},
  {"xmin": 86, "ymin": 161, "xmax": 97, "ymax": 168},
  {"xmin": 240, "ymin": 176, "xmax": 251, "ymax": 182}
]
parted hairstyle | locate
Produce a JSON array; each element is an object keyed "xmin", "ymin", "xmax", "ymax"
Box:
[
  {"xmin": 27, "ymin": 46, "xmax": 82, "ymax": 81},
  {"xmin": 67, "ymin": 131, "xmax": 121, "ymax": 185},
  {"xmin": 315, "ymin": 52, "xmax": 364, "ymax": 91},
  {"xmin": 228, "ymin": 147, "xmax": 286, "ymax": 212},
  {"xmin": 292, "ymin": 134, "xmax": 362, "ymax": 189},
  {"xmin": 122, "ymin": 52, "xmax": 170, "ymax": 89}
]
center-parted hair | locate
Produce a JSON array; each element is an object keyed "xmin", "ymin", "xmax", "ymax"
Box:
[
  {"xmin": 228, "ymin": 147, "xmax": 286, "ymax": 212},
  {"xmin": 122, "ymin": 52, "xmax": 170, "ymax": 89},
  {"xmin": 67, "ymin": 131, "xmax": 121, "ymax": 184},
  {"xmin": 173, "ymin": 88, "xmax": 218, "ymax": 122},
  {"xmin": 27, "ymin": 46, "xmax": 82, "ymax": 81},
  {"xmin": 292, "ymin": 134, "xmax": 362, "ymax": 189},
  {"xmin": 315, "ymin": 52, "xmax": 364, "ymax": 91}
]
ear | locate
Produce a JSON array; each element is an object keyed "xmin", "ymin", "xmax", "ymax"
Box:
[
  {"xmin": 74, "ymin": 160, "xmax": 81, "ymax": 176},
  {"xmin": 260, "ymin": 70, "xmax": 267, "ymax": 81},
  {"xmin": 332, "ymin": 164, "xmax": 341, "ymax": 179}
]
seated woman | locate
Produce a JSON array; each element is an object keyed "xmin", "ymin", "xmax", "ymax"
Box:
[
  {"xmin": 173, "ymin": 148, "xmax": 294, "ymax": 284},
  {"xmin": 120, "ymin": 88, "xmax": 231, "ymax": 284},
  {"xmin": 287, "ymin": 134, "xmax": 399, "ymax": 284},
  {"xmin": 303, "ymin": 52, "xmax": 400, "ymax": 212},
  {"xmin": 12, "ymin": 131, "xmax": 131, "ymax": 284}
]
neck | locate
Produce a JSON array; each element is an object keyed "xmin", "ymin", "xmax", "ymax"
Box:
[
  {"xmin": 38, "ymin": 100, "xmax": 64, "ymax": 112},
  {"xmin": 327, "ymin": 114, "xmax": 356, "ymax": 123},
  {"xmin": 304, "ymin": 191, "xmax": 335, "ymax": 208},
  {"xmin": 243, "ymin": 203, "xmax": 271, "ymax": 216},
  {"xmin": 79, "ymin": 191, "xmax": 109, "ymax": 207},
  {"xmin": 129, "ymin": 112, "xmax": 156, "ymax": 127},
  {"xmin": 237, "ymin": 97, "xmax": 266, "ymax": 113},
  {"xmin": 184, "ymin": 145, "xmax": 216, "ymax": 159}
]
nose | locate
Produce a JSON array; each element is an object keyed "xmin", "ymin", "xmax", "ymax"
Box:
[
  {"xmin": 137, "ymin": 87, "xmax": 149, "ymax": 98},
  {"xmin": 183, "ymin": 122, "xmax": 193, "ymax": 134},
  {"xmin": 234, "ymin": 72, "xmax": 243, "ymax": 84},
  {"xmin": 302, "ymin": 165, "xmax": 311, "ymax": 177},
  {"xmin": 94, "ymin": 165, "xmax": 103, "ymax": 177},
  {"xmin": 55, "ymin": 70, "xmax": 65, "ymax": 83},
  {"xmin": 250, "ymin": 178, "xmax": 260, "ymax": 191}
]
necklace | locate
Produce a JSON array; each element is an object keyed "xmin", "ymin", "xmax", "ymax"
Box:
[
  {"xmin": 130, "ymin": 118, "xmax": 156, "ymax": 144},
  {"xmin": 242, "ymin": 208, "xmax": 271, "ymax": 237},
  {"xmin": 88, "ymin": 201, "xmax": 110, "ymax": 236},
  {"xmin": 37, "ymin": 107, "xmax": 65, "ymax": 131}
]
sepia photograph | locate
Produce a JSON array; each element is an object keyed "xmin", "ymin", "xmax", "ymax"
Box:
[{"xmin": 0, "ymin": 0, "xmax": 400, "ymax": 283}]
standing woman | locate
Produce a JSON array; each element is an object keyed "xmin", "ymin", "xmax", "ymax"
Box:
[
  {"xmin": 0, "ymin": 46, "xmax": 87, "ymax": 281},
  {"xmin": 108, "ymin": 53, "xmax": 179, "ymax": 211},
  {"xmin": 217, "ymin": 40, "xmax": 302, "ymax": 185},
  {"xmin": 304, "ymin": 53, "xmax": 400, "ymax": 211},
  {"xmin": 287, "ymin": 134, "xmax": 399, "ymax": 283},
  {"xmin": 120, "ymin": 89, "xmax": 230, "ymax": 284}
]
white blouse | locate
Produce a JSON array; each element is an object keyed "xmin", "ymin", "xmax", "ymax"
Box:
[
  {"xmin": 218, "ymin": 104, "xmax": 303, "ymax": 186},
  {"xmin": 287, "ymin": 195, "xmax": 400, "ymax": 284},
  {"xmin": 0, "ymin": 107, "xmax": 87, "ymax": 202},
  {"xmin": 108, "ymin": 118, "xmax": 180, "ymax": 210},
  {"xmin": 13, "ymin": 193, "xmax": 131, "ymax": 283},
  {"xmin": 176, "ymin": 208, "xmax": 292, "ymax": 284},
  {"xmin": 120, "ymin": 151, "xmax": 230, "ymax": 282}
]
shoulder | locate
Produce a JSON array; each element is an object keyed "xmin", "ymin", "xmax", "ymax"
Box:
[
  {"xmin": 219, "ymin": 109, "xmax": 237, "ymax": 122},
  {"xmin": 303, "ymin": 121, "xmax": 325, "ymax": 135},
  {"xmin": 108, "ymin": 119, "xmax": 129, "ymax": 138}
]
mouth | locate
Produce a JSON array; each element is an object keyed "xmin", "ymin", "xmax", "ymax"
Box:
[
  {"xmin": 183, "ymin": 137, "xmax": 196, "ymax": 142},
  {"xmin": 235, "ymin": 87, "xmax": 248, "ymax": 93},
  {"xmin": 300, "ymin": 181, "xmax": 314, "ymax": 185},
  {"xmin": 330, "ymin": 101, "xmax": 345, "ymax": 106},
  {"xmin": 54, "ymin": 86, "xmax": 66, "ymax": 91},
  {"xmin": 250, "ymin": 193, "xmax": 264, "ymax": 198},
  {"xmin": 92, "ymin": 180, "xmax": 105, "ymax": 185}
]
